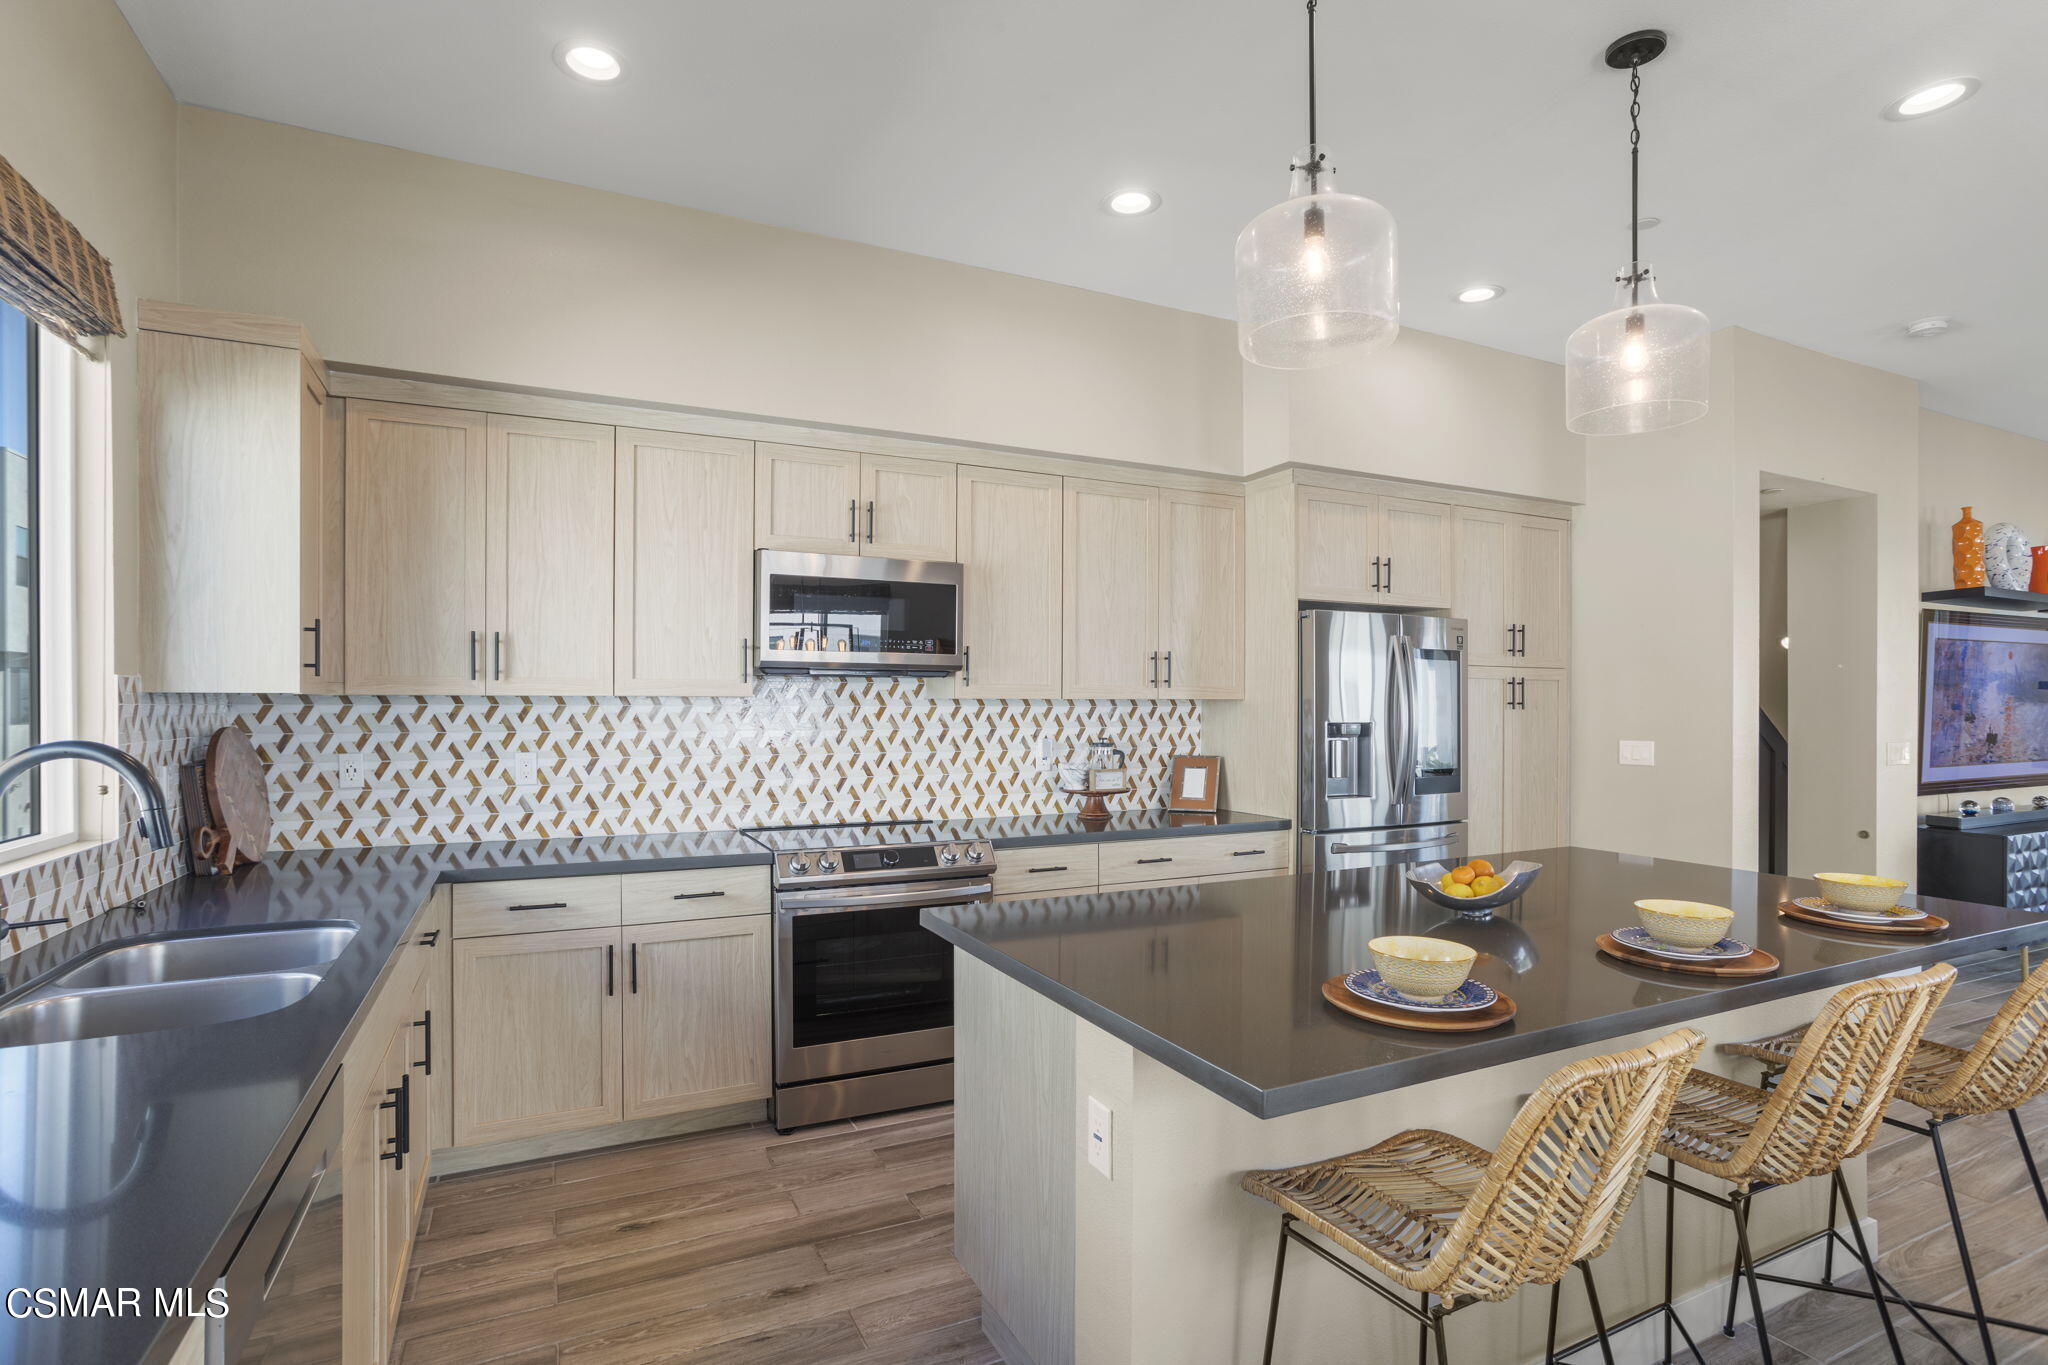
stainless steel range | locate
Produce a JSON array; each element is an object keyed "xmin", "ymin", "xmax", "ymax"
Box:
[{"xmin": 745, "ymin": 820, "xmax": 995, "ymax": 1130}]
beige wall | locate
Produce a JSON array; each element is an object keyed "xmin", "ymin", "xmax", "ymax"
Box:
[
  {"xmin": 3, "ymin": 0, "xmax": 178, "ymax": 677},
  {"xmin": 1571, "ymin": 330, "xmax": 1921, "ymax": 877},
  {"xmin": 173, "ymin": 107, "xmax": 1246, "ymax": 475},
  {"xmin": 1917, "ymin": 411, "xmax": 2048, "ymax": 815},
  {"xmin": 1248, "ymin": 326, "xmax": 1585, "ymax": 503},
  {"xmin": 1759, "ymin": 509, "xmax": 1788, "ymax": 732}
]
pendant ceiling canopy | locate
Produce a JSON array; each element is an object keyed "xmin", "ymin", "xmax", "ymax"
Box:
[{"xmin": 1235, "ymin": 0, "xmax": 1399, "ymax": 370}]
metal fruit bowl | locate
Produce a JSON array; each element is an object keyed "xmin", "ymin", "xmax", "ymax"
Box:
[{"xmin": 1403, "ymin": 860, "xmax": 1543, "ymax": 915}]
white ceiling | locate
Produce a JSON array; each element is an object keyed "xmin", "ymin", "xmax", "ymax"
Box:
[{"xmin": 117, "ymin": 0, "xmax": 2048, "ymax": 442}]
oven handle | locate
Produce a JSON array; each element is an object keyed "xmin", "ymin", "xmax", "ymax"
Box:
[{"xmin": 776, "ymin": 879, "xmax": 994, "ymax": 913}]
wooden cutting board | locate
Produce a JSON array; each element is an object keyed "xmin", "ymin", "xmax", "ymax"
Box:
[{"xmin": 193, "ymin": 727, "xmax": 269, "ymax": 874}]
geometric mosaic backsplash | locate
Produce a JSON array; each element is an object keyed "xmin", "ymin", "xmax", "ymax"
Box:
[{"xmin": 236, "ymin": 677, "xmax": 1202, "ymax": 850}]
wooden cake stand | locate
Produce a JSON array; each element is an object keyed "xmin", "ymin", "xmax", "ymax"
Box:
[{"xmin": 1063, "ymin": 785, "xmax": 1130, "ymax": 820}]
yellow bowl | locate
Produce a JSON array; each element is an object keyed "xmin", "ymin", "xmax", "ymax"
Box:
[
  {"xmin": 1368, "ymin": 935, "xmax": 1478, "ymax": 1003},
  {"xmin": 1634, "ymin": 900, "xmax": 1735, "ymax": 951},
  {"xmin": 1813, "ymin": 873, "xmax": 1908, "ymax": 914}
]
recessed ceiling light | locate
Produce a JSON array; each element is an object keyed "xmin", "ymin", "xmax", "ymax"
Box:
[
  {"xmin": 1105, "ymin": 190, "xmax": 1160, "ymax": 216},
  {"xmin": 553, "ymin": 41, "xmax": 624, "ymax": 83},
  {"xmin": 1454, "ymin": 284, "xmax": 1505, "ymax": 304},
  {"xmin": 1635, "ymin": 216, "xmax": 1661, "ymax": 231},
  {"xmin": 1883, "ymin": 78, "xmax": 1978, "ymax": 121},
  {"xmin": 1905, "ymin": 315, "xmax": 1955, "ymax": 339}
]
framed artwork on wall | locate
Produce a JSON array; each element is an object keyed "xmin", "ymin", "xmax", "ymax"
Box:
[
  {"xmin": 1167, "ymin": 755, "xmax": 1222, "ymax": 812},
  {"xmin": 1919, "ymin": 609, "xmax": 2048, "ymax": 793}
]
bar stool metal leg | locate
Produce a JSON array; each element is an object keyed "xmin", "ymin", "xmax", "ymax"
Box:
[
  {"xmin": 1579, "ymin": 1263, "xmax": 1618, "ymax": 1365},
  {"xmin": 2013, "ymin": 1107, "xmax": 2048, "ymax": 1224},
  {"xmin": 1416, "ymin": 1293, "xmax": 1429, "ymax": 1365},
  {"xmin": 1546, "ymin": 1277, "xmax": 1563, "ymax": 1365},
  {"xmin": 1928, "ymin": 1120, "xmax": 1999, "ymax": 1363},
  {"xmin": 1833, "ymin": 1171, "xmax": 1911, "ymax": 1365},
  {"xmin": 1260, "ymin": 1215, "xmax": 1290, "ymax": 1365},
  {"xmin": 1730, "ymin": 1192, "xmax": 1778, "ymax": 1365}
]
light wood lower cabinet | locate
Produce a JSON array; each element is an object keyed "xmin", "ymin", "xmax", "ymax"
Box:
[
  {"xmin": 452, "ymin": 926, "xmax": 622, "ymax": 1147},
  {"xmin": 1466, "ymin": 667, "xmax": 1568, "ymax": 857},
  {"xmin": 342, "ymin": 949, "xmax": 433, "ymax": 1365},
  {"xmin": 622, "ymin": 917, "xmax": 772, "ymax": 1120}
]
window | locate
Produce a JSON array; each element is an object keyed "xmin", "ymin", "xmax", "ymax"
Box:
[{"xmin": 0, "ymin": 299, "xmax": 75, "ymax": 858}]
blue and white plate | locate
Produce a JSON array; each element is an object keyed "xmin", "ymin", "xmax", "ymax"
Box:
[
  {"xmin": 1789, "ymin": 896, "xmax": 1927, "ymax": 925},
  {"xmin": 1344, "ymin": 969, "xmax": 1499, "ymax": 1014},
  {"xmin": 1612, "ymin": 925, "xmax": 1753, "ymax": 961}
]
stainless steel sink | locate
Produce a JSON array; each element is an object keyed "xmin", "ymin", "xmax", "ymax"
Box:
[
  {"xmin": 0, "ymin": 971, "xmax": 326, "ymax": 1047},
  {"xmin": 51, "ymin": 923, "xmax": 357, "ymax": 990}
]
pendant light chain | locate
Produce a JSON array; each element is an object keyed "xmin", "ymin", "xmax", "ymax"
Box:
[{"xmin": 1627, "ymin": 59, "xmax": 1644, "ymax": 304}]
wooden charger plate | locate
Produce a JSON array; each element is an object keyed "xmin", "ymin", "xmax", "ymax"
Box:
[
  {"xmin": 1777, "ymin": 900, "xmax": 1949, "ymax": 936},
  {"xmin": 1596, "ymin": 932, "xmax": 1780, "ymax": 978},
  {"xmin": 1320, "ymin": 976, "xmax": 1516, "ymax": 1032}
]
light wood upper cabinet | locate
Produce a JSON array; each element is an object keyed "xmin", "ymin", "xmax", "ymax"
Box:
[
  {"xmin": 452, "ymin": 926, "xmax": 621, "ymax": 1146},
  {"xmin": 755, "ymin": 443, "xmax": 862, "ymax": 551},
  {"xmin": 1063, "ymin": 479, "xmax": 1162, "ymax": 698},
  {"xmin": 1457, "ymin": 509, "xmax": 1570, "ymax": 670},
  {"xmin": 615, "ymin": 428, "xmax": 756, "ymax": 696},
  {"xmin": 1296, "ymin": 487, "xmax": 1379, "ymax": 603},
  {"xmin": 139, "ymin": 313, "xmax": 329, "ymax": 692},
  {"xmin": 345, "ymin": 400, "xmax": 489, "ymax": 692},
  {"xmin": 957, "ymin": 466, "xmax": 1062, "ymax": 698},
  {"xmin": 305, "ymin": 365, "xmax": 346, "ymax": 693},
  {"xmin": 485, "ymin": 415, "xmax": 616, "ymax": 694},
  {"xmin": 1377, "ymin": 498, "xmax": 1455, "ymax": 609},
  {"xmin": 1512, "ymin": 517, "xmax": 1572, "ymax": 670},
  {"xmin": 861, "ymin": 453, "xmax": 956, "ymax": 560},
  {"xmin": 623, "ymin": 916, "xmax": 772, "ymax": 1121},
  {"xmin": 1159, "ymin": 489, "xmax": 1244, "ymax": 699}
]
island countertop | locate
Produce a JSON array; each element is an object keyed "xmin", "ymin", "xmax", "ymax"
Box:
[{"xmin": 922, "ymin": 845, "xmax": 2048, "ymax": 1118}]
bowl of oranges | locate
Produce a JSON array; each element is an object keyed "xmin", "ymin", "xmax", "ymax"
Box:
[{"xmin": 1403, "ymin": 857, "xmax": 1542, "ymax": 916}]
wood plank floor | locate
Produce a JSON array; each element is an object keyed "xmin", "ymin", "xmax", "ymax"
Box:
[
  {"xmin": 394, "ymin": 953, "xmax": 2048, "ymax": 1365},
  {"xmin": 393, "ymin": 1106, "xmax": 994, "ymax": 1365}
]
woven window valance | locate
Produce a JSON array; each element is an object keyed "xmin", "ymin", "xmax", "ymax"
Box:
[{"xmin": 0, "ymin": 153, "xmax": 124, "ymax": 352}]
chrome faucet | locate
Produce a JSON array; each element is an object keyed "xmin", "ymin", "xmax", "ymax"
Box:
[{"xmin": 0, "ymin": 741, "xmax": 174, "ymax": 852}]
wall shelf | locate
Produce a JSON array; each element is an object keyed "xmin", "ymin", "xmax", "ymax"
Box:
[{"xmin": 1921, "ymin": 586, "xmax": 2048, "ymax": 613}]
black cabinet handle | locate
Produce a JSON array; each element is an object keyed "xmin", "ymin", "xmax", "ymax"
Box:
[
  {"xmin": 963, "ymin": 645, "xmax": 972, "ymax": 686},
  {"xmin": 417, "ymin": 929, "xmax": 440, "ymax": 947},
  {"xmin": 1371, "ymin": 556, "xmax": 1382, "ymax": 591},
  {"xmin": 847, "ymin": 498, "xmax": 858, "ymax": 543},
  {"xmin": 741, "ymin": 637, "xmax": 750, "ymax": 682},
  {"xmin": 379, "ymin": 1072, "xmax": 411, "ymax": 1170},
  {"xmin": 1384, "ymin": 557, "xmax": 1393, "ymax": 593},
  {"xmin": 606, "ymin": 943, "xmax": 616, "ymax": 996},
  {"xmin": 672, "ymin": 890, "xmax": 727, "ymax": 901},
  {"xmin": 304, "ymin": 619, "xmax": 323, "ymax": 676},
  {"xmin": 1231, "ymin": 849, "xmax": 1264, "ymax": 857},
  {"xmin": 469, "ymin": 629, "xmax": 479, "ymax": 681},
  {"xmin": 493, "ymin": 631, "xmax": 503, "ymax": 681},
  {"xmin": 865, "ymin": 500, "xmax": 876, "ymax": 543},
  {"xmin": 1149, "ymin": 651, "xmax": 1160, "ymax": 687},
  {"xmin": 1135, "ymin": 857, "xmax": 1173, "ymax": 865},
  {"xmin": 1027, "ymin": 865, "xmax": 1068, "ymax": 874},
  {"xmin": 630, "ymin": 942, "xmax": 639, "ymax": 993},
  {"xmin": 411, "ymin": 1010, "xmax": 432, "ymax": 1076},
  {"xmin": 1164, "ymin": 651, "xmax": 1173, "ymax": 688},
  {"xmin": 507, "ymin": 901, "xmax": 567, "ymax": 912}
]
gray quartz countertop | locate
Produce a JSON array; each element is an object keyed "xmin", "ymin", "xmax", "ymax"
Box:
[
  {"xmin": 923, "ymin": 845, "xmax": 2048, "ymax": 1119},
  {"xmin": 0, "ymin": 810, "xmax": 1285, "ymax": 1365}
]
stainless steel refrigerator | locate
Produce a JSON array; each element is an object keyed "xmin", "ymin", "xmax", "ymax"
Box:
[{"xmin": 1298, "ymin": 608, "xmax": 1469, "ymax": 873}]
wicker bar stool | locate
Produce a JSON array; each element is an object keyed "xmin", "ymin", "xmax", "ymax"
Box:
[
  {"xmin": 1638, "ymin": 964, "xmax": 1958, "ymax": 1365},
  {"xmin": 1723, "ymin": 957, "xmax": 2048, "ymax": 1361},
  {"xmin": 1241, "ymin": 1027, "xmax": 1704, "ymax": 1365}
]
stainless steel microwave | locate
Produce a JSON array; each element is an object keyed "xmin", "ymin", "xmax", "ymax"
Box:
[{"xmin": 754, "ymin": 550, "xmax": 964, "ymax": 677}]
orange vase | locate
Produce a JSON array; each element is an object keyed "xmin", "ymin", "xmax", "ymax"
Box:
[
  {"xmin": 2031, "ymin": 545, "xmax": 2048, "ymax": 594},
  {"xmin": 1953, "ymin": 506, "xmax": 1986, "ymax": 588}
]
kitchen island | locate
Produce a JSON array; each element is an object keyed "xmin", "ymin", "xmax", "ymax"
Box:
[{"xmin": 922, "ymin": 847, "xmax": 2048, "ymax": 1365}]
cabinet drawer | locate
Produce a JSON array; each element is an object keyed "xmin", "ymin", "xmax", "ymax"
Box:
[
  {"xmin": 621, "ymin": 865, "xmax": 772, "ymax": 925},
  {"xmin": 1097, "ymin": 831, "xmax": 1287, "ymax": 886},
  {"xmin": 452, "ymin": 876, "xmax": 621, "ymax": 937},
  {"xmin": 992, "ymin": 845, "xmax": 1099, "ymax": 899}
]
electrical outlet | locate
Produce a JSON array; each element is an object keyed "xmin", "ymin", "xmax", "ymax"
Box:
[
  {"xmin": 1086, "ymin": 1096, "xmax": 1113, "ymax": 1178},
  {"xmin": 1619, "ymin": 740, "xmax": 1656, "ymax": 767},
  {"xmin": 336, "ymin": 756, "xmax": 366, "ymax": 790},
  {"xmin": 1886, "ymin": 742, "xmax": 1913, "ymax": 767},
  {"xmin": 513, "ymin": 752, "xmax": 539, "ymax": 786}
]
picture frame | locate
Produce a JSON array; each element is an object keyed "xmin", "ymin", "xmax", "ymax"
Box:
[
  {"xmin": 1918, "ymin": 609, "xmax": 2048, "ymax": 794},
  {"xmin": 1167, "ymin": 755, "xmax": 1222, "ymax": 812}
]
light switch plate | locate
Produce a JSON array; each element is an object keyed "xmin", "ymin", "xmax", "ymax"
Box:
[
  {"xmin": 1086, "ymin": 1096, "xmax": 1113, "ymax": 1178},
  {"xmin": 1619, "ymin": 740, "xmax": 1656, "ymax": 767},
  {"xmin": 1886, "ymin": 742, "xmax": 1913, "ymax": 767}
]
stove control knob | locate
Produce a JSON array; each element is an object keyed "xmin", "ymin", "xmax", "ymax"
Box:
[
  {"xmin": 965, "ymin": 846, "xmax": 985, "ymax": 864},
  {"xmin": 939, "ymin": 846, "xmax": 960, "ymax": 865},
  {"xmin": 787, "ymin": 855, "xmax": 809, "ymax": 876},
  {"xmin": 817, "ymin": 852, "xmax": 839, "ymax": 872}
]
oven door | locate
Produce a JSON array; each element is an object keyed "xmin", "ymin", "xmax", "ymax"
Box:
[
  {"xmin": 774, "ymin": 878, "xmax": 989, "ymax": 1083},
  {"xmin": 755, "ymin": 550, "xmax": 964, "ymax": 675}
]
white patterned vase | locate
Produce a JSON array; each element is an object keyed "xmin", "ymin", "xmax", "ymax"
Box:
[{"xmin": 1986, "ymin": 522, "xmax": 2033, "ymax": 590}]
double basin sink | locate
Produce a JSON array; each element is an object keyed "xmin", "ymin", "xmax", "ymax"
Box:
[{"xmin": 0, "ymin": 923, "xmax": 357, "ymax": 1048}]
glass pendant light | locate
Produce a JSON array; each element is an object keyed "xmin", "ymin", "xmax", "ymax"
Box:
[
  {"xmin": 1565, "ymin": 30, "xmax": 1709, "ymax": 435},
  {"xmin": 1235, "ymin": 0, "xmax": 1397, "ymax": 369}
]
